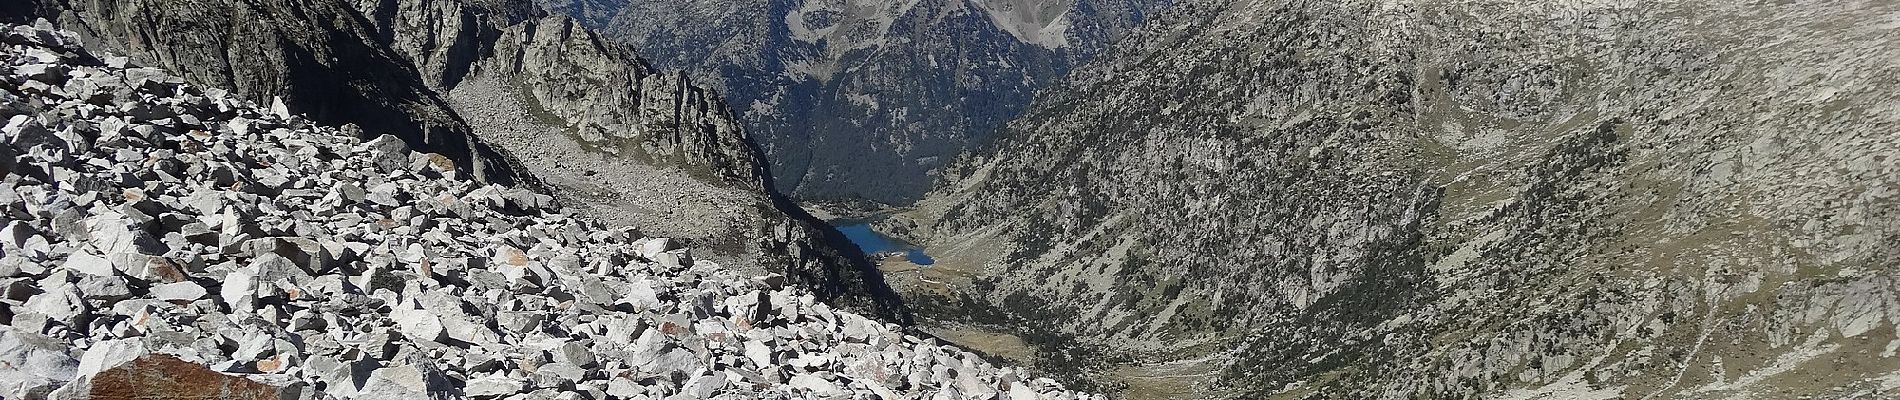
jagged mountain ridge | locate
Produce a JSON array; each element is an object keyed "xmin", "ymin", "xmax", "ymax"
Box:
[
  {"xmin": 8, "ymin": 0, "xmax": 907, "ymax": 319},
  {"xmin": 888, "ymin": 0, "xmax": 1900, "ymax": 397},
  {"xmin": 15, "ymin": 0, "xmax": 532, "ymax": 186},
  {"xmin": 539, "ymin": 0, "xmax": 1173, "ymax": 205}
]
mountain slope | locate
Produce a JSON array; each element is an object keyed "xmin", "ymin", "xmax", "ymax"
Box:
[
  {"xmin": 10, "ymin": 0, "xmax": 905, "ymax": 320},
  {"xmin": 890, "ymin": 0, "xmax": 1900, "ymax": 397},
  {"xmin": 0, "ymin": 24, "xmax": 1092, "ymax": 398},
  {"xmin": 541, "ymin": 0, "xmax": 1173, "ymax": 205}
]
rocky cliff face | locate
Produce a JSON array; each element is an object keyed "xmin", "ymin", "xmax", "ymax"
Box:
[
  {"xmin": 12, "ymin": 0, "xmax": 530, "ymax": 186},
  {"xmin": 9, "ymin": 0, "xmax": 904, "ymax": 320},
  {"xmin": 0, "ymin": 25, "xmax": 1088, "ymax": 398},
  {"xmin": 541, "ymin": 0, "xmax": 1173, "ymax": 205},
  {"xmin": 891, "ymin": 0, "xmax": 1900, "ymax": 397}
]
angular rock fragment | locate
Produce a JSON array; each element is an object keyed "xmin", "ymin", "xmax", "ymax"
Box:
[
  {"xmin": 391, "ymin": 305, "xmax": 447, "ymax": 343},
  {"xmin": 0, "ymin": 327, "xmax": 78, "ymax": 398},
  {"xmin": 243, "ymin": 237, "xmax": 334, "ymax": 274},
  {"xmin": 465, "ymin": 373, "xmax": 525, "ymax": 398},
  {"xmin": 60, "ymin": 252, "xmax": 114, "ymax": 277},
  {"xmin": 148, "ymin": 281, "xmax": 207, "ymax": 301},
  {"xmin": 789, "ymin": 374, "xmax": 845, "ymax": 396},
  {"xmin": 553, "ymin": 341, "xmax": 596, "ymax": 367},
  {"xmin": 304, "ymin": 355, "xmax": 382, "ymax": 398},
  {"xmin": 74, "ymin": 353, "xmax": 300, "ymax": 400},
  {"xmin": 356, "ymin": 364, "xmax": 451, "ymax": 400},
  {"xmin": 361, "ymin": 134, "xmax": 410, "ymax": 174}
]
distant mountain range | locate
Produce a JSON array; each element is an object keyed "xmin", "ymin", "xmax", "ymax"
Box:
[{"xmin": 539, "ymin": 0, "xmax": 1172, "ymax": 206}]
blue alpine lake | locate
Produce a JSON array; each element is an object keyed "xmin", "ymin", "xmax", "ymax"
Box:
[{"xmin": 835, "ymin": 222, "xmax": 935, "ymax": 265}]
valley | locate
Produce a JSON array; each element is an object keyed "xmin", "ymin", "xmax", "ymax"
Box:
[{"xmin": 1, "ymin": 0, "xmax": 1895, "ymax": 398}]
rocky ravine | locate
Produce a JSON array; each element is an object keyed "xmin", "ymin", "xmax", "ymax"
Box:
[
  {"xmin": 0, "ymin": 25, "xmax": 1094, "ymax": 399},
  {"xmin": 887, "ymin": 0, "xmax": 1900, "ymax": 398},
  {"xmin": 541, "ymin": 0, "xmax": 1174, "ymax": 205},
  {"xmin": 11, "ymin": 0, "xmax": 904, "ymax": 319}
]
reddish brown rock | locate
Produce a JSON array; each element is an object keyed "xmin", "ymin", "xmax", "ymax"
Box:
[{"xmin": 87, "ymin": 354, "xmax": 292, "ymax": 399}]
